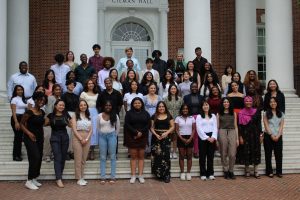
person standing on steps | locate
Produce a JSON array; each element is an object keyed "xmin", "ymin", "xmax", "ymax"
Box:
[
  {"xmin": 20, "ymin": 92, "xmax": 47, "ymax": 190},
  {"xmin": 10, "ymin": 85, "xmax": 27, "ymax": 161},
  {"xmin": 124, "ymin": 97, "xmax": 150, "ymax": 184},
  {"xmin": 45, "ymin": 99, "xmax": 72, "ymax": 188},
  {"xmin": 71, "ymin": 100, "xmax": 92, "ymax": 186}
]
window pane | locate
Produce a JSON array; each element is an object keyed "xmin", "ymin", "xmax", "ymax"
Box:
[{"xmin": 112, "ymin": 22, "xmax": 150, "ymax": 41}]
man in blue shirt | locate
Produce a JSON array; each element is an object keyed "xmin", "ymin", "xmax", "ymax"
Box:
[{"xmin": 7, "ymin": 61, "xmax": 37, "ymax": 100}]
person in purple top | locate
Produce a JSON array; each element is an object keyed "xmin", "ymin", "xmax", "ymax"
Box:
[{"xmin": 88, "ymin": 44, "xmax": 104, "ymax": 73}]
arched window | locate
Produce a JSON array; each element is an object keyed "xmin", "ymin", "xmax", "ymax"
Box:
[{"xmin": 112, "ymin": 22, "xmax": 151, "ymax": 41}]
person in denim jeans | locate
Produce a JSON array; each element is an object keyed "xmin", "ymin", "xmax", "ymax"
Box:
[
  {"xmin": 45, "ymin": 99, "xmax": 71, "ymax": 188},
  {"xmin": 97, "ymin": 100, "xmax": 120, "ymax": 184}
]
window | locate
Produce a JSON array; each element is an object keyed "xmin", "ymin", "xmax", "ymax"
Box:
[
  {"xmin": 112, "ymin": 22, "xmax": 151, "ymax": 42},
  {"xmin": 257, "ymin": 26, "xmax": 266, "ymax": 81}
]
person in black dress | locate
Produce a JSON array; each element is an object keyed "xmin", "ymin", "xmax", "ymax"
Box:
[
  {"xmin": 150, "ymin": 101, "xmax": 175, "ymax": 183},
  {"xmin": 124, "ymin": 97, "xmax": 150, "ymax": 184},
  {"xmin": 237, "ymin": 96, "xmax": 263, "ymax": 179},
  {"xmin": 20, "ymin": 92, "xmax": 47, "ymax": 190}
]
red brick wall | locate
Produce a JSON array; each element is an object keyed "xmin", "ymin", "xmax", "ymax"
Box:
[
  {"xmin": 29, "ymin": 0, "xmax": 70, "ymax": 84},
  {"xmin": 293, "ymin": 0, "xmax": 300, "ymax": 95},
  {"xmin": 210, "ymin": 0, "xmax": 236, "ymax": 78},
  {"xmin": 168, "ymin": 0, "xmax": 184, "ymax": 60}
]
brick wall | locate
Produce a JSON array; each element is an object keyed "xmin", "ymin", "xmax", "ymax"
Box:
[
  {"xmin": 168, "ymin": 0, "xmax": 184, "ymax": 60},
  {"xmin": 293, "ymin": 0, "xmax": 300, "ymax": 95},
  {"xmin": 210, "ymin": 0, "xmax": 236, "ymax": 78},
  {"xmin": 29, "ymin": 0, "xmax": 70, "ymax": 84}
]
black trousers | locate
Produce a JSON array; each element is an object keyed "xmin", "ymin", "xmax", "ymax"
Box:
[
  {"xmin": 198, "ymin": 137, "xmax": 215, "ymax": 177},
  {"xmin": 50, "ymin": 132, "xmax": 69, "ymax": 180},
  {"xmin": 11, "ymin": 115, "xmax": 23, "ymax": 158},
  {"xmin": 263, "ymin": 134, "xmax": 283, "ymax": 175},
  {"xmin": 23, "ymin": 136, "xmax": 43, "ymax": 180}
]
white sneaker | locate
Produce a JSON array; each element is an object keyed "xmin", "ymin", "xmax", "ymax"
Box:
[
  {"xmin": 180, "ymin": 173, "xmax": 186, "ymax": 181},
  {"xmin": 170, "ymin": 153, "xmax": 173, "ymax": 159},
  {"xmin": 129, "ymin": 176, "xmax": 136, "ymax": 184},
  {"xmin": 209, "ymin": 175, "xmax": 215, "ymax": 180},
  {"xmin": 200, "ymin": 176, "xmax": 207, "ymax": 181},
  {"xmin": 81, "ymin": 179, "xmax": 88, "ymax": 185},
  {"xmin": 186, "ymin": 173, "xmax": 192, "ymax": 181},
  {"xmin": 77, "ymin": 179, "xmax": 87, "ymax": 186},
  {"xmin": 138, "ymin": 176, "xmax": 145, "ymax": 184},
  {"xmin": 172, "ymin": 152, "xmax": 178, "ymax": 159},
  {"xmin": 32, "ymin": 179, "xmax": 42, "ymax": 187},
  {"xmin": 25, "ymin": 180, "xmax": 39, "ymax": 190}
]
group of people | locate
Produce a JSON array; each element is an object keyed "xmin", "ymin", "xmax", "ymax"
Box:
[{"xmin": 7, "ymin": 45, "xmax": 285, "ymax": 190}]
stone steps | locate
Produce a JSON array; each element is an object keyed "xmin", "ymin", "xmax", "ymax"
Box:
[{"xmin": 0, "ymin": 99, "xmax": 299, "ymax": 180}]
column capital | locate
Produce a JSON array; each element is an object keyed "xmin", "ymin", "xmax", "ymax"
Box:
[{"xmin": 158, "ymin": 7, "xmax": 169, "ymax": 13}]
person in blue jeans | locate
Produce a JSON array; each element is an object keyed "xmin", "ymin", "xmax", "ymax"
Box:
[
  {"xmin": 45, "ymin": 99, "xmax": 71, "ymax": 188},
  {"xmin": 97, "ymin": 100, "xmax": 120, "ymax": 184}
]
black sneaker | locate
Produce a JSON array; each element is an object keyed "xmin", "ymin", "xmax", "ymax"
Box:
[
  {"xmin": 229, "ymin": 172, "xmax": 236, "ymax": 179},
  {"xmin": 163, "ymin": 175, "xmax": 171, "ymax": 183},
  {"xmin": 13, "ymin": 156, "xmax": 23, "ymax": 161},
  {"xmin": 224, "ymin": 171, "xmax": 229, "ymax": 179}
]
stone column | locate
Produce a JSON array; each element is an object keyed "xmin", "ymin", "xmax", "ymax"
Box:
[
  {"xmin": 265, "ymin": 0, "xmax": 295, "ymax": 96},
  {"xmin": 184, "ymin": 0, "xmax": 211, "ymax": 62},
  {"xmin": 7, "ymin": 0, "xmax": 29, "ymax": 78},
  {"xmin": 235, "ymin": 0, "xmax": 257, "ymax": 79},
  {"xmin": 159, "ymin": 8, "xmax": 169, "ymax": 61},
  {"xmin": 0, "ymin": 0, "xmax": 7, "ymax": 100},
  {"xmin": 98, "ymin": 7, "xmax": 106, "ymax": 56},
  {"xmin": 70, "ymin": 0, "xmax": 98, "ymax": 61}
]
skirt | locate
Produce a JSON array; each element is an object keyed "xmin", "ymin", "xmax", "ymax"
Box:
[
  {"xmin": 151, "ymin": 130, "xmax": 171, "ymax": 179},
  {"xmin": 177, "ymin": 135, "xmax": 194, "ymax": 148},
  {"xmin": 89, "ymin": 107, "xmax": 98, "ymax": 146}
]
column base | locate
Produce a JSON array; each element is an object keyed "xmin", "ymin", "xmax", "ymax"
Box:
[{"xmin": 281, "ymin": 88, "xmax": 298, "ymax": 98}]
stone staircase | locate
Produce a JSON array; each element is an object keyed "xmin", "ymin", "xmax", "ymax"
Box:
[{"xmin": 0, "ymin": 98, "xmax": 300, "ymax": 180}]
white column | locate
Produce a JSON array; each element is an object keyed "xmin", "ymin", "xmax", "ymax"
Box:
[
  {"xmin": 159, "ymin": 8, "xmax": 169, "ymax": 61},
  {"xmin": 70, "ymin": 0, "xmax": 98, "ymax": 62},
  {"xmin": 184, "ymin": 0, "xmax": 211, "ymax": 62},
  {"xmin": 0, "ymin": 0, "xmax": 7, "ymax": 98},
  {"xmin": 265, "ymin": 0, "xmax": 295, "ymax": 95},
  {"xmin": 98, "ymin": 7, "xmax": 106, "ymax": 56},
  {"xmin": 7, "ymin": 0, "xmax": 29, "ymax": 77},
  {"xmin": 235, "ymin": 0, "xmax": 257, "ymax": 79}
]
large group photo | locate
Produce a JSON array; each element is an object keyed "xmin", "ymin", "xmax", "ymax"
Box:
[{"xmin": 1, "ymin": 0, "xmax": 300, "ymax": 199}]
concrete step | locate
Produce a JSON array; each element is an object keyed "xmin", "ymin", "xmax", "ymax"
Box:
[{"xmin": 0, "ymin": 161, "xmax": 299, "ymax": 180}]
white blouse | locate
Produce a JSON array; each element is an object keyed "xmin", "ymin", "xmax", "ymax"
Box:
[
  {"xmin": 80, "ymin": 92, "xmax": 98, "ymax": 108},
  {"xmin": 10, "ymin": 96, "xmax": 27, "ymax": 114},
  {"xmin": 175, "ymin": 116, "xmax": 195, "ymax": 136},
  {"xmin": 196, "ymin": 114, "xmax": 218, "ymax": 140},
  {"xmin": 76, "ymin": 117, "xmax": 92, "ymax": 131}
]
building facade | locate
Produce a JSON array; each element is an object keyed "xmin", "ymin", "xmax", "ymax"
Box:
[{"xmin": 1, "ymin": 0, "xmax": 300, "ymax": 98}]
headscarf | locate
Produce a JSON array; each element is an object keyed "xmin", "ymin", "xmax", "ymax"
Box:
[{"xmin": 239, "ymin": 96, "xmax": 257, "ymax": 125}]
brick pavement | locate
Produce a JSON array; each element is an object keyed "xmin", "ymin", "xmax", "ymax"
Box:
[{"xmin": 1, "ymin": 174, "xmax": 300, "ymax": 200}]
